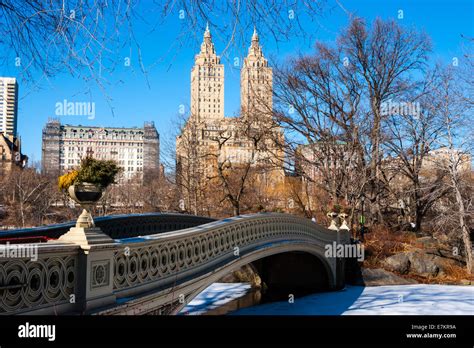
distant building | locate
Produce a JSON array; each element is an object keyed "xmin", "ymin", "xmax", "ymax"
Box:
[
  {"xmin": 422, "ymin": 147, "xmax": 472, "ymax": 173},
  {"xmin": 189, "ymin": 23, "xmax": 225, "ymax": 122},
  {"xmin": 296, "ymin": 140, "xmax": 354, "ymax": 181},
  {"xmin": 382, "ymin": 147, "xmax": 472, "ymax": 187},
  {"xmin": 0, "ymin": 133, "xmax": 27, "ymax": 175},
  {"xmin": 176, "ymin": 26, "xmax": 285, "ymax": 213},
  {"xmin": 240, "ymin": 27, "xmax": 273, "ymax": 121},
  {"xmin": 0, "ymin": 77, "xmax": 19, "ymax": 137},
  {"xmin": 41, "ymin": 119, "xmax": 160, "ymax": 182},
  {"xmin": 294, "ymin": 140, "xmax": 354, "ymax": 210}
]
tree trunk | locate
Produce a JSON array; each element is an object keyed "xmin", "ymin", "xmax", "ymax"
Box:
[
  {"xmin": 415, "ymin": 207, "xmax": 423, "ymax": 233},
  {"xmin": 453, "ymin": 178, "xmax": 473, "ymax": 274},
  {"xmin": 20, "ymin": 201, "xmax": 25, "ymax": 227},
  {"xmin": 370, "ymin": 101, "xmax": 383, "ymax": 225},
  {"xmin": 233, "ymin": 205, "xmax": 240, "ymax": 217}
]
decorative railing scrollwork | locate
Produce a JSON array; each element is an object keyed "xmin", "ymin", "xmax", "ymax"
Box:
[
  {"xmin": 0, "ymin": 245, "xmax": 79, "ymax": 314},
  {"xmin": 112, "ymin": 213, "xmax": 342, "ymax": 294},
  {"xmin": 0, "ymin": 212, "xmax": 349, "ymax": 315},
  {"xmin": 0, "ymin": 213, "xmax": 216, "ymax": 241}
]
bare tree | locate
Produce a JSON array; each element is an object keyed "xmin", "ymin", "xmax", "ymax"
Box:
[
  {"xmin": 382, "ymin": 68, "xmax": 449, "ymax": 231},
  {"xmin": 433, "ymin": 66, "xmax": 473, "ymax": 273},
  {"xmin": 1, "ymin": 1, "xmax": 327, "ymax": 88},
  {"xmin": 2, "ymin": 167, "xmax": 53, "ymax": 227},
  {"xmin": 203, "ymin": 113, "xmax": 277, "ymax": 216},
  {"xmin": 175, "ymin": 113, "xmax": 213, "ymax": 215},
  {"xmin": 142, "ymin": 168, "xmax": 177, "ymax": 212},
  {"xmin": 338, "ymin": 17, "xmax": 431, "ymax": 223},
  {"xmin": 273, "ymin": 22, "xmax": 367, "ymax": 221},
  {"xmin": 273, "ymin": 17, "xmax": 432, "ymax": 226},
  {"xmin": 0, "ymin": 1, "xmax": 139, "ymax": 91}
]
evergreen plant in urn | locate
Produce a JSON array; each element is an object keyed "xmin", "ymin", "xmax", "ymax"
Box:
[{"xmin": 58, "ymin": 157, "xmax": 121, "ymax": 228}]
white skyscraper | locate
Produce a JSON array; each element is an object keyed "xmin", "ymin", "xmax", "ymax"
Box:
[{"xmin": 0, "ymin": 77, "xmax": 19, "ymax": 137}]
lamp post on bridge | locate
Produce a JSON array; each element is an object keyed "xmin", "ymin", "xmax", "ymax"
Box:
[
  {"xmin": 326, "ymin": 210, "xmax": 350, "ymax": 232},
  {"xmin": 327, "ymin": 208, "xmax": 350, "ymax": 289},
  {"xmin": 327, "ymin": 211, "xmax": 339, "ymax": 230}
]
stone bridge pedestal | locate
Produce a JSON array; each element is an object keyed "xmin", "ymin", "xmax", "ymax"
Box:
[{"xmin": 58, "ymin": 226, "xmax": 117, "ymax": 313}]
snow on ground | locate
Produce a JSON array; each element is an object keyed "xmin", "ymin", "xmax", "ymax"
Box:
[
  {"xmin": 231, "ymin": 284, "xmax": 474, "ymax": 315},
  {"xmin": 180, "ymin": 283, "xmax": 251, "ymax": 315},
  {"xmin": 181, "ymin": 283, "xmax": 474, "ymax": 315}
]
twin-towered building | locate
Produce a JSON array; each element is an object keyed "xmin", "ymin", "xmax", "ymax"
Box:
[
  {"xmin": 176, "ymin": 25, "xmax": 285, "ymax": 212},
  {"xmin": 40, "ymin": 25, "xmax": 284, "ymax": 201},
  {"xmin": 189, "ymin": 25, "xmax": 273, "ymax": 123}
]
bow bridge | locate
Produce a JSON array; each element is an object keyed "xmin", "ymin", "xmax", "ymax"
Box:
[{"xmin": 0, "ymin": 213, "xmax": 350, "ymax": 315}]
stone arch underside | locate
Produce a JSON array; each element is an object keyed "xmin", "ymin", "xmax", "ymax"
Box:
[{"xmin": 101, "ymin": 241, "xmax": 336, "ymax": 315}]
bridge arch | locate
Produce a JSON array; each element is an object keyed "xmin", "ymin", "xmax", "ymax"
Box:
[
  {"xmin": 0, "ymin": 213, "xmax": 350, "ymax": 315},
  {"xmin": 175, "ymin": 241, "xmax": 334, "ymax": 314}
]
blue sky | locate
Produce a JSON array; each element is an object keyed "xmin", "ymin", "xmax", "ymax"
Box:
[{"xmin": 1, "ymin": 0, "xmax": 473, "ymax": 166}]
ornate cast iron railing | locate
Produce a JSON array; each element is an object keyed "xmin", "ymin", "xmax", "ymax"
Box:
[
  {"xmin": 0, "ymin": 243, "xmax": 80, "ymax": 314},
  {"xmin": 0, "ymin": 213, "xmax": 215, "ymax": 241},
  {"xmin": 112, "ymin": 213, "xmax": 343, "ymax": 295},
  {"xmin": 0, "ymin": 213, "xmax": 349, "ymax": 315}
]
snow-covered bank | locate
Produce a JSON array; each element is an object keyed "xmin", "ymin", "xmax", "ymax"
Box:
[
  {"xmin": 180, "ymin": 283, "xmax": 252, "ymax": 315},
  {"xmin": 231, "ymin": 284, "xmax": 474, "ymax": 315},
  {"xmin": 181, "ymin": 283, "xmax": 474, "ymax": 315}
]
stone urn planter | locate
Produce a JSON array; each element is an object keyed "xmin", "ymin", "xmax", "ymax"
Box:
[
  {"xmin": 57, "ymin": 157, "xmax": 120, "ymax": 250},
  {"xmin": 68, "ymin": 182, "xmax": 103, "ymax": 204},
  {"xmin": 68, "ymin": 182, "xmax": 104, "ymax": 228}
]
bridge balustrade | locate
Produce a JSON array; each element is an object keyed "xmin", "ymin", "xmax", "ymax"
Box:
[{"xmin": 0, "ymin": 213, "xmax": 350, "ymax": 315}]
